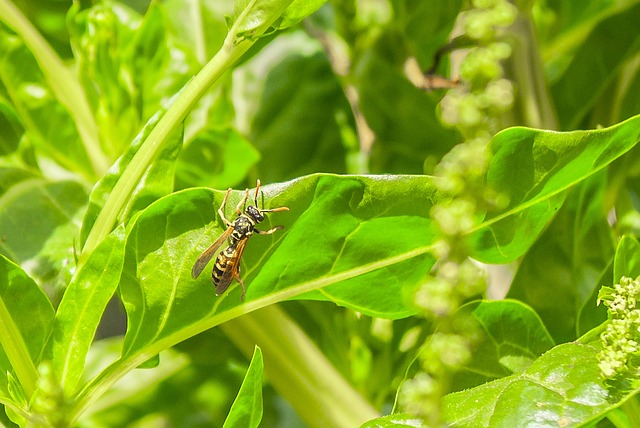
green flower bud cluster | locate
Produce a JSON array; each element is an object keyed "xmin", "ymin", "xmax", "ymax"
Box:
[
  {"xmin": 597, "ymin": 276, "xmax": 640, "ymax": 379},
  {"xmin": 400, "ymin": 2, "xmax": 517, "ymax": 424},
  {"xmin": 439, "ymin": 0, "xmax": 517, "ymax": 139}
]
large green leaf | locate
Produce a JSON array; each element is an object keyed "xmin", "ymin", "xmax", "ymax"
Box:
[
  {"xmin": 471, "ymin": 113, "xmax": 640, "ymax": 263},
  {"xmin": 119, "ymin": 174, "xmax": 438, "ymax": 359},
  {"xmin": 221, "ymin": 346, "xmax": 263, "ymax": 428},
  {"xmin": 442, "ymin": 342, "xmax": 637, "ymax": 427},
  {"xmin": 48, "ymin": 226, "xmax": 125, "ymax": 398}
]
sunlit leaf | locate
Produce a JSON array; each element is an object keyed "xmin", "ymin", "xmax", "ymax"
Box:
[
  {"xmin": 443, "ymin": 343, "xmax": 636, "ymax": 427},
  {"xmin": 120, "ymin": 174, "xmax": 438, "ymax": 359},
  {"xmin": 0, "ymin": 255, "xmax": 54, "ymax": 400},
  {"xmin": 472, "ymin": 114, "xmax": 640, "ymax": 263},
  {"xmin": 48, "ymin": 226, "xmax": 125, "ymax": 397},
  {"xmin": 222, "ymin": 346, "xmax": 263, "ymax": 428}
]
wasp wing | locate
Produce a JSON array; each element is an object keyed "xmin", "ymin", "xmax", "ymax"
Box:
[
  {"xmin": 191, "ymin": 226, "xmax": 234, "ymax": 279},
  {"xmin": 215, "ymin": 237, "xmax": 248, "ymax": 295}
]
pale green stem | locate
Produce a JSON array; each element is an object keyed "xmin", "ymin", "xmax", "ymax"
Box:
[
  {"xmin": 508, "ymin": 10, "xmax": 558, "ymax": 130},
  {"xmin": 222, "ymin": 306, "xmax": 380, "ymax": 427},
  {"xmin": 0, "ymin": 0, "xmax": 109, "ymax": 177},
  {"xmin": 78, "ymin": 33, "xmax": 249, "ymax": 262}
]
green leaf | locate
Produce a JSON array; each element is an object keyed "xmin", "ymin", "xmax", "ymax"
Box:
[
  {"xmin": 355, "ymin": 41, "xmax": 461, "ymax": 173},
  {"xmin": 175, "ymin": 127, "xmax": 260, "ymax": 190},
  {"xmin": 0, "ymin": 28, "xmax": 93, "ymax": 178},
  {"xmin": 613, "ymin": 235, "xmax": 640, "ymax": 282},
  {"xmin": 472, "ymin": 114, "xmax": 640, "ymax": 263},
  {"xmin": 250, "ymin": 52, "xmax": 349, "ymax": 181},
  {"xmin": 550, "ymin": 2, "xmax": 640, "ymax": 129},
  {"xmin": 48, "ymin": 226, "xmax": 125, "ymax": 397},
  {"xmin": 0, "ymin": 178, "xmax": 87, "ymax": 293},
  {"xmin": 443, "ymin": 342, "xmax": 633, "ymax": 427},
  {"xmin": 396, "ymin": 0, "xmax": 464, "ymax": 70},
  {"xmin": 119, "ymin": 174, "xmax": 438, "ymax": 360},
  {"xmin": 361, "ymin": 413, "xmax": 424, "ymax": 427},
  {"xmin": 506, "ymin": 173, "xmax": 614, "ymax": 342},
  {"xmin": 451, "ymin": 300, "xmax": 555, "ymax": 391},
  {"xmin": 228, "ymin": 0, "xmax": 324, "ymax": 41},
  {"xmin": 278, "ymin": 0, "xmax": 326, "ymax": 29},
  {"xmin": 0, "ymin": 255, "xmax": 54, "ymax": 400},
  {"xmin": 0, "ymin": 97, "xmax": 23, "ymax": 156},
  {"xmin": 68, "ymin": 2, "xmax": 142, "ymax": 159},
  {"xmin": 253, "ymin": 176, "xmax": 437, "ymax": 318},
  {"xmin": 222, "ymin": 346, "xmax": 263, "ymax": 428}
]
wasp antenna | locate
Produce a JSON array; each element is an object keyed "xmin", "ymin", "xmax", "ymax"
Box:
[{"xmin": 254, "ymin": 179, "xmax": 262, "ymax": 206}]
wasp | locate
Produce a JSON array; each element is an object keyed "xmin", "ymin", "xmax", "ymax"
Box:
[{"xmin": 191, "ymin": 179, "xmax": 289, "ymax": 299}]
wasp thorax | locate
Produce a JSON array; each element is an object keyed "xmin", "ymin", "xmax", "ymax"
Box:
[{"xmin": 246, "ymin": 205, "xmax": 264, "ymax": 223}]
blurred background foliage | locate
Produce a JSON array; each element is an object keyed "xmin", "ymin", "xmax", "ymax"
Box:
[{"xmin": 1, "ymin": 0, "xmax": 640, "ymax": 426}]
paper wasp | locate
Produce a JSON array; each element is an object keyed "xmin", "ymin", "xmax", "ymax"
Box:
[{"xmin": 191, "ymin": 179, "xmax": 289, "ymax": 299}]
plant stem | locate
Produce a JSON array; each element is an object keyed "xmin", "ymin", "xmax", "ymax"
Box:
[
  {"xmin": 79, "ymin": 34, "xmax": 249, "ymax": 263},
  {"xmin": 507, "ymin": 10, "xmax": 558, "ymax": 130},
  {"xmin": 78, "ymin": 0, "xmax": 298, "ymax": 263},
  {"xmin": 222, "ymin": 305, "xmax": 379, "ymax": 428},
  {"xmin": 0, "ymin": 0, "xmax": 109, "ymax": 178}
]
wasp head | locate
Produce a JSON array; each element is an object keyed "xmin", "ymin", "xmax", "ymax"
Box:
[{"xmin": 246, "ymin": 205, "xmax": 265, "ymax": 223}]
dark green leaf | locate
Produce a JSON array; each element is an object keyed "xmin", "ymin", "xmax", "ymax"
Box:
[
  {"xmin": 222, "ymin": 346, "xmax": 263, "ymax": 428},
  {"xmin": 0, "ymin": 97, "xmax": 23, "ymax": 156},
  {"xmin": 507, "ymin": 173, "xmax": 614, "ymax": 342},
  {"xmin": 550, "ymin": 2, "xmax": 640, "ymax": 129},
  {"xmin": 395, "ymin": 0, "xmax": 464, "ymax": 70},
  {"xmin": 356, "ymin": 41, "xmax": 461, "ymax": 173},
  {"xmin": 250, "ymin": 52, "xmax": 349, "ymax": 182}
]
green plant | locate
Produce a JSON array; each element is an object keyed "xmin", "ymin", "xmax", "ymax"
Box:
[{"xmin": 1, "ymin": 0, "xmax": 640, "ymax": 427}]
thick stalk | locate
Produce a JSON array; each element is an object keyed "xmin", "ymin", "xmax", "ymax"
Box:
[{"xmin": 222, "ymin": 305, "xmax": 379, "ymax": 428}]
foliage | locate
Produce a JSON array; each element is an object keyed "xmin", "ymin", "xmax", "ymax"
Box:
[{"xmin": 0, "ymin": 0, "xmax": 639, "ymax": 427}]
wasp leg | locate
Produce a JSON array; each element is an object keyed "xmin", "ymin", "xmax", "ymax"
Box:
[
  {"xmin": 218, "ymin": 188, "xmax": 234, "ymax": 227},
  {"xmin": 255, "ymin": 225, "xmax": 285, "ymax": 235},
  {"xmin": 234, "ymin": 271, "xmax": 246, "ymax": 301}
]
